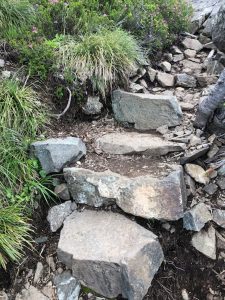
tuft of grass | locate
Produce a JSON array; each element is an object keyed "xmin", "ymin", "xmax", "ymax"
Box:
[
  {"xmin": 56, "ymin": 29, "xmax": 146, "ymax": 95},
  {"xmin": 0, "ymin": 79, "xmax": 47, "ymax": 137},
  {"xmin": 0, "ymin": 204, "xmax": 32, "ymax": 270},
  {"xmin": 0, "ymin": 0, "xmax": 34, "ymax": 35}
]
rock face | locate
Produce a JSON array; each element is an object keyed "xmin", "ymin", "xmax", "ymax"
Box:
[
  {"xmin": 183, "ymin": 203, "xmax": 212, "ymax": 231},
  {"xmin": 176, "ymin": 74, "xmax": 197, "ymax": 88},
  {"xmin": 96, "ymin": 132, "xmax": 185, "ymax": 155},
  {"xmin": 57, "ymin": 210, "xmax": 164, "ymax": 300},
  {"xmin": 54, "ymin": 271, "xmax": 81, "ymax": 300},
  {"xmin": 112, "ymin": 90, "xmax": 182, "ymax": 130},
  {"xmin": 47, "ymin": 201, "xmax": 73, "ymax": 232},
  {"xmin": 212, "ymin": 3, "xmax": 225, "ymax": 52},
  {"xmin": 191, "ymin": 226, "xmax": 216, "ymax": 260},
  {"xmin": 64, "ymin": 167, "xmax": 187, "ymax": 221},
  {"xmin": 31, "ymin": 137, "xmax": 86, "ymax": 174}
]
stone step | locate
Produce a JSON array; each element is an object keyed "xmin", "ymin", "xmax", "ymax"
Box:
[
  {"xmin": 96, "ymin": 132, "xmax": 186, "ymax": 155},
  {"xmin": 57, "ymin": 210, "xmax": 164, "ymax": 300},
  {"xmin": 64, "ymin": 165, "xmax": 187, "ymax": 221}
]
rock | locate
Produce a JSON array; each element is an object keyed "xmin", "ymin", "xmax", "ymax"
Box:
[
  {"xmin": 213, "ymin": 209, "xmax": 225, "ymax": 228},
  {"xmin": 160, "ymin": 61, "xmax": 171, "ymax": 72},
  {"xmin": 181, "ymin": 289, "xmax": 190, "ymax": 300},
  {"xmin": 35, "ymin": 236, "xmax": 48, "ymax": 244},
  {"xmin": 217, "ymin": 178, "xmax": 225, "ymax": 189},
  {"xmin": 41, "ymin": 284, "xmax": 55, "ymax": 299},
  {"xmin": 207, "ymin": 144, "xmax": 219, "ymax": 158},
  {"xmin": 212, "ymin": 3, "xmax": 225, "ymax": 52},
  {"xmin": 1, "ymin": 71, "xmax": 11, "ymax": 79},
  {"xmin": 185, "ymin": 174, "xmax": 196, "ymax": 196},
  {"xmin": 207, "ymin": 60, "xmax": 224, "ymax": 75},
  {"xmin": 46, "ymin": 256, "xmax": 56, "ymax": 272},
  {"xmin": 184, "ymin": 49, "xmax": 196, "ymax": 58},
  {"xmin": 156, "ymin": 72, "xmax": 175, "ymax": 87},
  {"xmin": 183, "ymin": 203, "xmax": 212, "ymax": 231},
  {"xmin": 180, "ymin": 147, "xmax": 209, "ymax": 165},
  {"xmin": 189, "ymin": 135, "xmax": 202, "ymax": 146},
  {"xmin": 96, "ymin": 132, "xmax": 185, "ymax": 156},
  {"xmin": 180, "ymin": 102, "xmax": 195, "ymax": 111},
  {"xmin": 171, "ymin": 46, "xmax": 183, "ymax": 54},
  {"xmin": 218, "ymin": 164, "xmax": 225, "ymax": 176},
  {"xmin": 129, "ymin": 83, "xmax": 144, "ymax": 93},
  {"xmin": 64, "ymin": 166, "xmax": 187, "ymax": 221},
  {"xmin": 182, "ymin": 60, "xmax": 202, "ymax": 73},
  {"xmin": 196, "ymin": 74, "xmax": 218, "ymax": 87},
  {"xmin": 173, "ymin": 54, "xmax": 184, "ymax": 62},
  {"xmin": 0, "ymin": 291, "xmax": 8, "ymax": 300},
  {"xmin": 112, "ymin": 90, "xmax": 182, "ymax": 130},
  {"xmin": 15, "ymin": 286, "xmax": 48, "ymax": 300},
  {"xmin": 33, "ymin": 262, "xmax": 44, "ymax": 284},
  {"xmin": 54, "ymin": 270, "xmax": 81, "ymax": 300},
  {"xmin": 182, "ymin": 37, "xmax": 203, "ymax": 52},
  {"xmin": 47, "ymin": 201, "xmax": 73, "ymax": 232},
  {"xmin": 163, "ymin": 53, "xmax": 173, "ymax": 62},
  {"xmin": 82, "ymin": 96, "xmax": 103, "ymax": 115},
  {"xmin": 176, "ymin": 74, "xmax": 197, "ymax": 88},
  {"xmin": 191, "ymin": 226, "xmax": 216, "ymax": 260},
  {"xmin": 185, "ymin": 164, "xmax": 210, "ymax": 185},
  {"xmin": 30, "ymin": 137, "xmax": 86, "ymax": 174},
  {"xmin": 156, "ymin": 125, "xmax": 169, "ymax": 135},
  {"xmin": 203, "ymin": 183, "xmax": 218, "ymax": 195},
  {"xmin": 54, "ymin": 183, "xmax": 70, "ymax": 200},
  {"xmin": 147, "ymin": 67, "xmax": 157, "ymax": 82},
  {"xmin": 57, "ymin": 210, "xmax": 164, "ymax": 300},
  {"xmin": 0, "ymin": 59, "xmax": 5, "ymax": 68}
]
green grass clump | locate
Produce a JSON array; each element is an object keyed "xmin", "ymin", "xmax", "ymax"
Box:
[{"xmin": 56, "ymin": 29, "xmax": 145, "ymax": 95}]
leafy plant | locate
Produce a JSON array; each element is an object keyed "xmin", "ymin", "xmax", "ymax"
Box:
[{"xmin": 56, "ymin": 29, "xmax": 145, "ymax": 95}]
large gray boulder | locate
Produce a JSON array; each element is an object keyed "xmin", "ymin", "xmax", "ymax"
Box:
[
  {"xmin": 57, "ymin": 210, "xmax": 164, "ymax": 300},
  {"xmin": 212, "ymin": 3, "xmax": 225, "ymax": 52},
  {"xmin": 64, "ymin": 166, "xmax": 187, "ymax": 221},
  {"xmin": 112, "ymin": 90, "xmax": 182, "ymax": 130},
  {"xmin": 95, "ymin": 132, "xmax": 185, "ymax": 155},
  {"xmin": 31, "ymin": 137, "xmax": 86, "ymax": 174}
]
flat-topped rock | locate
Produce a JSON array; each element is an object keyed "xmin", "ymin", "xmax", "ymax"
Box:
[
  {"xmin": 31, "ymin": 137, "xmax": 86, "ymax": 174},
  {"xmin": 57, "ymin": 210, "xmax": 164, "ymax": 300},
  {"xmin": 64, "ymin": 166, "xmax": 187, "ymax": 221},
  {"xmin": 112, "ymin": 90, "xmax": 182, "ymax": 130},
  {"xmin": 96, "ymin": 132, "xmax": 185, "ymax": 155},
  {"xmin": 182, "ymin": 38, "xmax": 203, "ymax": 52}
]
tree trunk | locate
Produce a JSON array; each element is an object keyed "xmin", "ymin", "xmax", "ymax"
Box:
[{"xmin": 194, "ymin": 69, "xmax": 225, "ymax": 129}]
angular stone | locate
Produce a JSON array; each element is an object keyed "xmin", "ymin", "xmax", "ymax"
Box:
[
  {"xmin": 185, "ymin": 164, "xmax": 210, "ymax": 185},
  {"xmin": 31, "ymin": 137, "xmax": 86, "ymax": 174},
  {"xmin": 182, "ymin": 60, "xmax": 202, "ymax": 72},
  {"xmin": 203, "ymin": 183, "xmax": 218, "ymax": 195},
  {"xmin": 217, "ymin": 178, "xmax": 225, "ymax": 190},
  {"xmin": 57, "ymin": 210, "xmax": 164, "ymax": 300},
  {"xmin": 47, "ymin": 201, "xmax": 73, "ymax": 232},
  {"xmin": 213, "ymin": 209, "xmax": 225, "ymax": 228},
  {"xmin": 171, "ymin": 46, "xmax": 182, "ymax": 54},
  {"xmin": 112, "ymin": 90, "xmax": 182, "ymax": 130},
  {"xmin": 184, "ymin": 49, "xmax": 196, "ymax": 58},
  {"xmin": 196, "ymin": 74, "xmax": 218, "ymax": 87},
  {"xmin": 176, "ymin": 74, "xmax": 197, "ymax": 88},
  {"xmin": 15, "ymin": 286, "xmax": 48, "ymax": 300},
  {"xmin": 54, "ymin": 183, "xmax": 70, "ymax": 200},
  {"xmin": 191, "ymin": 226, "xmax": 216, "ymax": 260},
  {"xmin": 183, "ymin": 203, "xmax": 212, "ymax": 231},
  {"xmin": 173, "ymin": 54, "xmax": 184, "ymax": 62},
  {"xmin": 64, "ymin": 166, "xmax": 187, "ymax": 221},
  {"xmin": 96, "ymin": 132, "xmax": 185, "ymax": 156},
  {"xmin": 180, "ymin": 147, "xmax": 209, "ymax": 165},
  {"xmin": 147, "ymin": 67, "xmax": 157, "ymax": 82},
  {"xmin": 160, "ymin": 61, "xmax": 171, "ymax": 72},
  {"xmin": 182, "ymin": 38, "xmax": 203, "ymax": 52},
  {"xmin": 180, "ymin": 102, "xmax": 195, "ymax": 111},
  {"xmin": 212, "ymin": 3, "xmax": 225, "ymax": 52},
  {"xmin": 156, "ymin": 72, "xmax": 175, "ymax": 87},
  {"xmin": 82, "ymin": 96, "xmax": 103, "ymax": 115},
  {"xmin": 129, "ymin": 83, "xmax": 143, "ymax": 93},
  {"xmin": 54, "ymin": 270, "xmax": 81, "ymax": 300},
  {"xmin": 34, "ymin": 262, "xmax": 44, "ymax": 284}
]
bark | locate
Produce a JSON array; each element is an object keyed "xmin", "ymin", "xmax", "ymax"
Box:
[{"xmin": 194, "ymin": 69, "xmax": 225, "ymax": 129}]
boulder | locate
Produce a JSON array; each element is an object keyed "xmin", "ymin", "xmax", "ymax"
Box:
[
  {"xmin": 191, "ymin": 226, "xmax": 216, "ymax": 260},
  {"xmin": 183, "ymin": 203, "xmax": 212, "ymax": 231},
  {"xmin": 156, "ymin": 72, "xmax": 175, "ymax": 87},
  {"xmin": 54, "ymin": 271, "xmax": 81, "ymax": 300},
  {"xmin": 213, "ymin": 209, "xmax": 225, "ymax": 228},
  {"xmin": 47, "ymin": 201, "xmax": 73, "ymax": 232},
  {"xmin": 57, "ymin": 210, "xmax": 164, "ymax": 300},
  {"xmin": 31, "ymin": 137, "xmax": 86, "ymax": 174},
  {"xmin": 64, "ymin": 166, "xmax": 187, "ymax": 221},
  {"xmin": 96, "ymin": 132, "xmax": 185, "ymax": 156},
  {"xmin": 176, "ymin": 74, "xmax": 197, "ymax": 88},
  {"xmin": 212, "ymin": 3, "xmax": 225, "ymax": 52},
  {"xmin": 112, "ymin": 90, "xmax": 182, "ymax": 130},
  {"xmin": 182, "ymin": 38, "xmax": 203, "ymax": 52},
  {"xmin": 82, "ymin": 96, "xmax": 103, "ymax": 115}
]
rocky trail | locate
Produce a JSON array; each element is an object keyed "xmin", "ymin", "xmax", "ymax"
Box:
[{"xmin": 2, "ymin": 1, "xmax": 225, "ymax": 300}]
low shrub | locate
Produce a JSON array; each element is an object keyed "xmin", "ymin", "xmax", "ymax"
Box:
[{"xmin": 56, "ymin": 29, "xmax": 145, "ymax": 95}]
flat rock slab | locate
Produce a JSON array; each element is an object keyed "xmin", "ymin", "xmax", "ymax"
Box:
[
  {"xmin": 64, "ymin": 166, "xmax": 187, "ymax": 221},
  {"xmin": 96, "ymin": 132, "xmax": 185, "ymax": 155},
  {"xmin": 31, "ymin": 137, "xmax": 86, "ymax": 174},
  {"xmin": 112, "ymin": 90, "xmax": 182, "ymax": 130},
  {"xmin": 57, "ymin": 210, "xmax": 164, "ymax": 300}
]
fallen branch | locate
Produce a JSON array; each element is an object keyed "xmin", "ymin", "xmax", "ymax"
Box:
[
  {"xmin": 52, "ymin": 87, "xmax": 72, "ymax": 119},
  {"xmin": 194, "ymin": 69, "xmax": 225, "ymax": 130}
]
